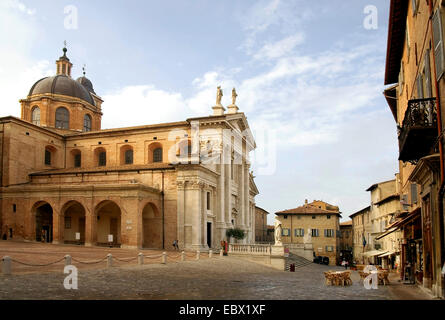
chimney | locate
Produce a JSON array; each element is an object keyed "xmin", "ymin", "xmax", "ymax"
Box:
[{"xmin": 304, "ymin": 199, "xmax": 308, "ymax": 207}]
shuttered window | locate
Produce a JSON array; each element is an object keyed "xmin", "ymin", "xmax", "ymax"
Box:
[
  {"xmin": 324, "ymin": 229, "xmax": 334, "ymax": 237},
  {"xmin": 411, "ymin": 183, "xmax": 418, "ymax": 204},
  {"xmin": 398, "ymin": 63, "xmax": 404, "ymax": 95},
  {"xmin": 294, "ymin": 228, "xmax": 304, "ymax": 237},
  {"xmin": 424, "ymin": 49, "xmax": 432, "ymax": 97},
  {"xmin": 433, "ymin": 9, "xmax": 445, "ymax": 80},
  {"xmin": 311, "ymin": 229, "xmax": 319, "ymax": 237},
  {"xmin": 416, "ymin": 74, "xmax": 424, "ymax": 98},
  {"xmin": 281, "ymin": 228, "xmax": 290, "ymax": 236}
]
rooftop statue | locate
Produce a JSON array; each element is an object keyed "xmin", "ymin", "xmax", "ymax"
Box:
[
  {"xmin": 231, "ymin": 88, "xmax": 237, "ymax": 105},
  {"xmin": 216, "ymin": 86, "xmax": 223, "ymax": 106}
]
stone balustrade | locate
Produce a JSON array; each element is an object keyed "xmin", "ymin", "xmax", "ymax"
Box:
[{"xmin": 228, "ymin": 243, "xmax": 272, "ymax": 256}]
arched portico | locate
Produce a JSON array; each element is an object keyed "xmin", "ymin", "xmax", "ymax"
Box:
[
  {"xmin": 142, "ymin": 202, "xmax": 162, "ymax": 249},
  {"xmin": 33, "ymin": 201, "xmax": 53, "ymax": 243},
  {"xmin": 95, "ymin": 200, "xmax": 122, "ymax": 247},
  {"xmin": 61, "ymin": 201, "xmax": 86, "ymax": 244}
]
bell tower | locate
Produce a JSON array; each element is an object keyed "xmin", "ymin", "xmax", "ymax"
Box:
[{"xmin": 56, "ymin": 42, "xmax": 72, "ymax": 77}]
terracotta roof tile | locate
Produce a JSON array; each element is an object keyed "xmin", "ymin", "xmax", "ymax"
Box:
[{"xmin": 276, "ymin": 205, "xmax": 341, "ymax": 216}]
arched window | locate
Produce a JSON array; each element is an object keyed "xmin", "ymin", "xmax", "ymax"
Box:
[
  {"xmin": 31, "ymin": 107, "xmax": 40, "ymax": 125},
  {"xmin": 45, "ymin": 149, "xmax": 51, "ymax": 166},
  {"xmin": 95, "ymin": 147, "xmax": 106, "ymax": 167},
  {"xmin": 44, "ymin": 146, "xmax": 56, "ymax": 166},
  {"xmin": 98, "ymin": 151, "xmax": 106, "ymax": 166},
  {"xmin": 125, "ymin": 149, "xmax": 133, "ymax": 164},
  {"xmin": 153, "ymin": 148, "xmax": 162, "ymax": 162},
  {"xmin": 83, "ymin": 114, "xmax": 92, "ymax": 132},
  {"xmin": 55, "ymin": 107, "xmax": 69, "ymax": 129},
  {"xmin": 71, "ymin": 150, "xmax": 81, "ymax": 168}
]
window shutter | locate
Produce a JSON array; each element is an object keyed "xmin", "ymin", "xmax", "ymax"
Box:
[
  {"xmin": 406, "ymin": 28, "xmax": 410, "ymax": 60},
  {"xmin": 416, "ymin": 74, "xmax": 424, "ymax": 98},
  {"xmin": 324, "ymin": 229, "xmax": 327, "ymax": 237},
  {"xmin": 433, "ymin": 9, "xmax": 445, "ymax": 80},
  {"xmin": 424, "ymin": 49, "xmax": 432, "ymax": 97},
  {"xmin": 399, "ymin": 63, "xmax": 404, "ymax": 95},
  {"xmin": 411, "ymin": 183, "xmax": 418, "ymax": 204},
  {"xmin": 301, "ymin": 228, "xmax": 304, "ymax": 236}
]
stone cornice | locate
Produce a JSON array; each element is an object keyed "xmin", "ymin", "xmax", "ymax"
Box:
[
  {"xmin": 0, "ymin": 116, "xmax": 64, "ymax": 139},
  {"xmin": 0, "ymin": 182, "xmax": 162, "ymax": 197},
  {"xmin": 20, "ymin": 93, "xmax": 101, "ymax": 115}
]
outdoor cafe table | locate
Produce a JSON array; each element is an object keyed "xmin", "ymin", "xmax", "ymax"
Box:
[
  {"xmin": 358, "ymin": 270, "xmax": 390, "ymax": 285},
  {"xmin": 324, "ymin": 271, "xmax": 352, "ymax": 286}
]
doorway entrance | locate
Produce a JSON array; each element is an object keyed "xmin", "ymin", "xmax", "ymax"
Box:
[
  {"xmin": 207, "ymin": 222, "xmax": 212, "ymax": 248},
  {"xmin": 35, "ymin": 203, "xmax": 53, "ymax": 243}
]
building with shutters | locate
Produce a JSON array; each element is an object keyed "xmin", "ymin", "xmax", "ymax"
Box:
[
  {"xmin": 254, "ymin": 206, "xmax": 269, "ymax": 243},
  {"xmin": 339, "ymin": 220, "xmax": 353, "ymax": 263},
  {"xmin": 366, "ymin": 179, "xmax": 402, "ymax": 268},
  {"xmin": 275, "ymin": 200, "xmax": 341, "ymax": 265},
  {"xmin": 383, "ymin": 0, "xmax": 445, "ymax": 298},
  {"xmin": 350, "ymin": 206, "xmax": 372, "ymax": 264},
  {"xmin": 0, "ymin": 46, "xmax": 259, "ymax": 252}
]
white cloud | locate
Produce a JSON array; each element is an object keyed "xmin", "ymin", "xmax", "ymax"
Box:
[
  {"xmin": 253, "ymin": 33, "xmax": 305, "ymax": 60},
  {"xmin": 102, "ymin": 85, "xmax": 187, "ymax": 129},
  {"xmin": 1, "ymin": 0, "xmax": 36, "ymax": 15},
  {"xmin": 239, "ymin": 0, "xmax": 312, "ymax": 54},
  {"xmin": 0, "ymin": 2, "xmax": 50, "ymax": 118}
]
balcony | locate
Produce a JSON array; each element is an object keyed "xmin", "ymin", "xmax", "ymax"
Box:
[{"xmin": 398, "ymin": 98, "xmax": 437, "ymax": 162}]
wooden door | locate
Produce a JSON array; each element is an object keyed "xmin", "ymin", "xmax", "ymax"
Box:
[{"xmin": 422, "ymin": 195, "xmax": 432, "ymax": 284}]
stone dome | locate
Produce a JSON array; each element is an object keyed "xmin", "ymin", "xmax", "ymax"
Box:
[
  {"xmin": 76, "ymin": 76, "xmax": 95, "ymax": 94},
  {"xmin": 28, "ymin": 75, "xmax": 95, "ymax": 106}
]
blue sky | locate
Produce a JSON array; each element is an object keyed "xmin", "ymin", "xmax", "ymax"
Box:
[{"xmin": 0, "ymin": 0, "xmax": 397, "ymax": 224}]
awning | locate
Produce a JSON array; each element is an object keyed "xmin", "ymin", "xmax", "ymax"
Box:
[
  {"xmin": 378, "ymin": 250, "xmax": 396, "ymax": 257},
  {"xmin": 376, "ymin": 208, "xmax": 421, "ymax": 240},
  {"xmin": 363, "ymin": 250, "xmax": 387, "ymax": 257},
  {"xmin": 375, "ymin": 227, "xmax": 399, "ymax": 240}
]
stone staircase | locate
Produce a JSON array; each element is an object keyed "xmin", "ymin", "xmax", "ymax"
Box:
[{"xmin": 285, "ymin": 252, "xmax": 313, "ymax": 271}]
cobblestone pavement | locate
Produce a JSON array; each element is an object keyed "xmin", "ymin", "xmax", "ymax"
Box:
[
  {"xmin": 0, "ymin": 241, "xmax": 204, "ymax": 274},
  {"xmin": 0, "ymin": 244, "xmax": 433, "ymax": 300}
]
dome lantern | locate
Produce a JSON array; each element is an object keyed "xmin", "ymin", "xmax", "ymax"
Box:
[{"xmin": 56, "ymin": 42, "xmax": 73, "ymax": 77}]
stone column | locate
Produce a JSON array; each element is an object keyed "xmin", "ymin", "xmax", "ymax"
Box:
[
  {"xmin": 201, "ymin": 186, "xmax": 208, "ymax": 248},
  {"xmin": 216, "ymin": 157, "xmax": 225, "ymax": 241},
  {"xmin": 240, "ymin": 161, "xmax": 245, "ymax": 231},
  {"xmin": 243, "ymin": 163, "xmax": 249, "ymax": 243},
  {"xmin": 224, "ymin": 147, "xmax": 231, "ymax": 228},
  {"xmin": 190, "ymin": 181, "xmax": 204, "ymax": 250},
  {"xmin": 177, "ymin": 180, "xmax": 186, "ymax": 249},
  {"xmin": 84, "ymin": 209, "xmax": 95, "ymax": 247},
  {"xmin": 52, "ymin": 208, "xmax": 62, "ymax": 244}
]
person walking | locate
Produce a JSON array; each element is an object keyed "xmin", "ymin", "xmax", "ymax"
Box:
[{"xmin": 173, "ymin": 239, "xmax": 179, "ymax": 251}]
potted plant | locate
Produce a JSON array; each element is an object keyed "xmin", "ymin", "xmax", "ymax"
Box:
[{"xmin": 226, "ymin": 228, "xmax": 245, "ymax": 243}]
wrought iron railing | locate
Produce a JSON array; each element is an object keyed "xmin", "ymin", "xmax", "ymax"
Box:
[
  {"xmin": 398, "ymin": 98, "xmax": 437, "ymax": 161},
  {"xmin": 399, "ymin": 98, "xmax": 437, "ymax": 136}
]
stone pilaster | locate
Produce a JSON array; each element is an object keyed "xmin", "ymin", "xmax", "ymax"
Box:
[{"xmin": 177, "ymin": 180, "xmax": 186, "ymax": 249}]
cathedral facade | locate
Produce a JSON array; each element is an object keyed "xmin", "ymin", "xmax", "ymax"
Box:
[{"xmin": 0, "ymin": 47, "xmax": 258, "ymax": 251}]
